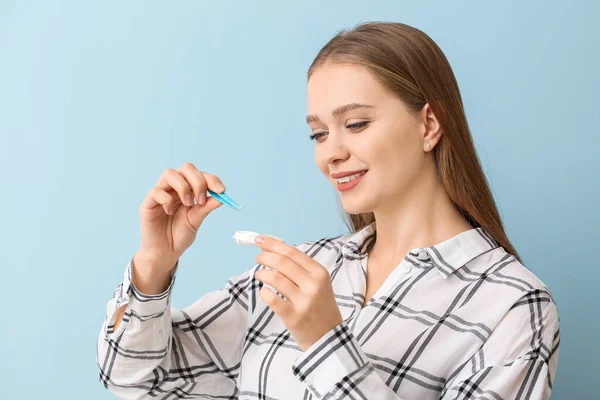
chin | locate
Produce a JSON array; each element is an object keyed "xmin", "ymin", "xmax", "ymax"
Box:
[{"xmin": 339, "ymin": 198, "xmax": 373, "ymax": 215}]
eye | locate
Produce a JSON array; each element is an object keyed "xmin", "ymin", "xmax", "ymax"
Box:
[
  {"xmin": 308, "ymin": 132, "xmax": 327, "ymax": 142},
  {"xmin": 346, "ymin": 121, "xmax": 370, "ymax": 130},
  {"xmin": 308, "ymin": 121, "xmax": 370, "ymax": 142}
]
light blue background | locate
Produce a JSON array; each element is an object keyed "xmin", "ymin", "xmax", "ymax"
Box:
[{"xmin": 1, "ymin": 1, "xmax": 597, "ymax": 398}]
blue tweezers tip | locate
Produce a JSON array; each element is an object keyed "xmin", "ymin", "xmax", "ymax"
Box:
[{"xmin": 207, "ymin": 189, "xmax": 245, "ymax": 210}]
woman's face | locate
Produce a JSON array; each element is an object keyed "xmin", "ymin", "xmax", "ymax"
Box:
[{"xmin": 307, "ymin": 62, "xmax": 428, "ymax": 214}]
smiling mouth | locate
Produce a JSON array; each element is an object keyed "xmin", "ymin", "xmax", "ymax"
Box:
[
  {"xmin": 335, "ymin": 170, "xmax": 368, "ymax": 192},
  {"xmin": 334, "ymin": 170, "xmax": 368, "ymax": 183}
]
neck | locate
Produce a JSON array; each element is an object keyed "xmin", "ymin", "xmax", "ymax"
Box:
[{"xmin": 368, "ymin": 163, "xmax": 473, "ymax": 270}]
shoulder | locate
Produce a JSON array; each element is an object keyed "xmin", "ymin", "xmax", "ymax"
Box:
[
  {"xmin": 470, "ymin": 246, "xmax": 557, "ymax": 299},
  {"xmin": 490, "ymin": 253, "xmax": 561, "ymax": 365},
  {"xmin": 459, "ymin": 247, "xmax": 560, "ymax": 364},
  {"xmin": 481, "ymin": 247, "xmax": 560, "ymax": 329},
  {"xmin": 506, "ymin": 251, "xmax": 560, "ymax": 324}
]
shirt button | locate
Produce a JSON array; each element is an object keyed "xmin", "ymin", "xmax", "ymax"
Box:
[
  {"xmin": 403, "ymin": 265, "xmax": 412, "ymax": 274},
  {"xmin": 418, "ymin": 251, "xmax": 429, "ymax": 260}
]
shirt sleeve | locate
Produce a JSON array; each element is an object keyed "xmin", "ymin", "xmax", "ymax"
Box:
[
  {"xmin": 292, "ymin": 320, "xmax": 409, "ymax": 399},
  {"xmin": 441, "ymin": 289, "xmax": 561, "ymax": 400},
  {"xmin": 96, "ymin": 255, "xmax": 258, "ymax": 399},
  {"xmin": 291, "ymin": 289, "xmax": 560, "ymax": 400}
]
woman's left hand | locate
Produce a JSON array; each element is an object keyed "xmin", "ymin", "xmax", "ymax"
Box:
[{"xmin": 253, "ymin": 235, "xmax": 344, "ymax": 352}]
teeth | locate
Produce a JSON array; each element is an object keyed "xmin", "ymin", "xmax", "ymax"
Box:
[{"xmin": 336, "ymin": 171, "xmax": 366, "ymax": 183}]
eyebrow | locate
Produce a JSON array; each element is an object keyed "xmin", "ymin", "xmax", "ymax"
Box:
[{"xmin": 306, "ymin": 103, "xmax": 374, "ymax": 124}]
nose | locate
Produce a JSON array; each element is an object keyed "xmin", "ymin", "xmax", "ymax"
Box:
[{"xmin": 321, "ymin": 132, "xmax": 350, "ymax": 166}]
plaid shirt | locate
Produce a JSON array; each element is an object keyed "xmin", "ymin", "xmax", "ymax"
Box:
[{"xmin": 97, "ymin": 222, "xmax": 560, "ymax": 399}]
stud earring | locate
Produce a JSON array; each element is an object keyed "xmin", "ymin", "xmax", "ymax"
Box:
[{"xmin": 427, "ymin": 142, "xmax": 431, "ymax": 150}]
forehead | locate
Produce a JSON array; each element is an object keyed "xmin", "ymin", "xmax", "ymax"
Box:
[{"xmin": 307, "ymin": 62, "xmax": 386, "ymax": 111}]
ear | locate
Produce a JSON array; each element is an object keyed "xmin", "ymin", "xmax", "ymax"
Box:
[{"xmin": 421, "ymin": 102, "xmax": 443, "ymax": 150}]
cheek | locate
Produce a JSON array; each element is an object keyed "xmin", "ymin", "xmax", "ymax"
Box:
[
  {"xmin": 384, "ymin": 149, "xmax": 423, "ymax": 188},
  {"xmin": 370, "ymin": 134, "xmax": 422, "ymax": 186}
]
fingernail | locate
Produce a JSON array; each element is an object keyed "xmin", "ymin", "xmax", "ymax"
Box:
[
  {"xmin": 186, "ymin": 195, "xmax": 193, "ymax": 206},
  {"xmin": 216, "ymin": 183, "xmax": 226, "ymax": 192},
  {"xmin": 255, "ymin": 236, "xmax": 265, "ymax": 244},
  {"xmin": 199, "ymin": 193, "xmax": 206, "ymax": 205}
]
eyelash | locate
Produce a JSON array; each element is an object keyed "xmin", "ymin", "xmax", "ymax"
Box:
[{"xmin": 309, "ymin": 121, "xmax": 370, "ymax": 141}]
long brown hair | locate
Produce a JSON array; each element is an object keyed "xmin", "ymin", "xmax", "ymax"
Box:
[{"xmin": 308, "ymin": 21, "xmax": 522, "ymax": 264}]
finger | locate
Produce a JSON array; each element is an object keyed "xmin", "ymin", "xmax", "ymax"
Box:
[
  {"xmin": 187, "ymin": 195, "xmax": 224, "ymax": 229},
  {"xmin": 259, "ymin": 286, "xmax": 290, "ymax": 316},
  {"xmin": 200, "ymin": 170, "xmax": 227, "ymax": 193},
  {"xmin": 156, "ymin": 168, "xmax": 196, "ymax": 207},
  {"xmin": 141, "ymin": 187, "xmax": 177, "ymax": 215},
  {"xmin": 177, "ymin": 163, "xmax": 208, "ymax": 205},
  {"xmin": 255, "ymin": 237, "xmax": 320, "ymax": 274},
  {"xmin": 256, "ymin": 251, "xmax": 311, "ymax": 287},
  {"xmin": 178, "ymin": 163, "xmax": 227, "ymax": 206},
  {"xmin": 255, "ymin": 267, "xmax": 300, "ymax": 303}
]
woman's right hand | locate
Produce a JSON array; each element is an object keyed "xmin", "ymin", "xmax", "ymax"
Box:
[{"xmin": 134, "ymin": 163, "xmax": 226, "ymax": 286}]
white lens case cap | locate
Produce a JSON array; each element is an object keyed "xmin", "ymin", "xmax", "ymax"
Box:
[{"xmin": 233, "ymin": 230, "xmax": 285, "ymax": 246}]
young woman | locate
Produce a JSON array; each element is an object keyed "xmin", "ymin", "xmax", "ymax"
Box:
[{"xmin": 97, "ymin": 22, "xmax": 560, "ymax": 399}]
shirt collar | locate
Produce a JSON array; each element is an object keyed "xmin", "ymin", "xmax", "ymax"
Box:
[{"xmin": 340, "ymin": 221, "xmax": 500, "ymax": 279}]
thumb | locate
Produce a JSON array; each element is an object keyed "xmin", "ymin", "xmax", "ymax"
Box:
[{"xmin": 188, "ymin": 196, "xmax": 224, "ymax": 228}]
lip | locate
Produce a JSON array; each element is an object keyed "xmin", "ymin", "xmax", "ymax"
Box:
[
  {"xmin": 331, "ymin": 169, "xmax": 368, "ymax": 179},
  {"xmin": 336, "ymin": 170, "xmax": 367, "ymax": 191}
]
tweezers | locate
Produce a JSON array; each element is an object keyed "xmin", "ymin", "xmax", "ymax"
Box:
[{"xmin": 207, "ymin": 189, "xmax": 246, "ymax": 210}]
